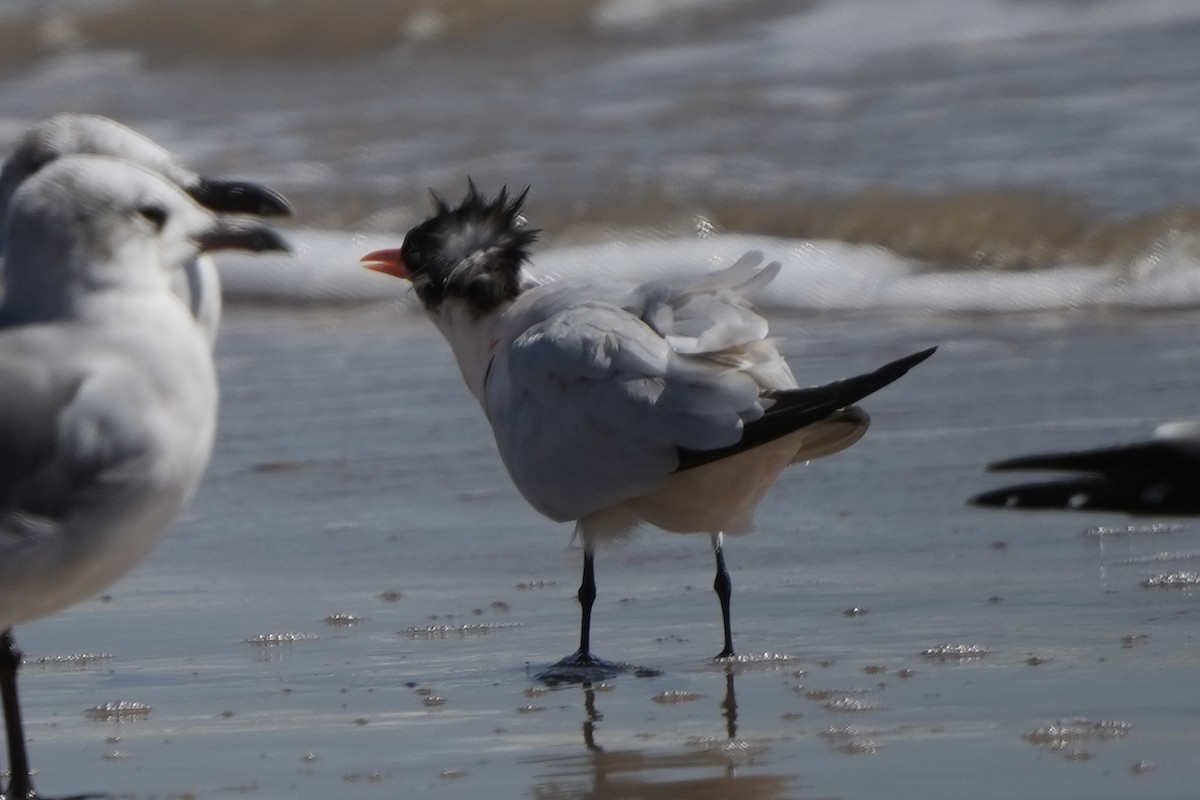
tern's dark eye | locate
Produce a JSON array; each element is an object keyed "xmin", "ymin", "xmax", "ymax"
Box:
[{"xmin": 136, "ymin": 204, "xmax": 169, "ymax": 232}]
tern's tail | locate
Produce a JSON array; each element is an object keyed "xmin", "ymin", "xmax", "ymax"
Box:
[{"xmin": 675, "ymin": 346, "xmax": 936, "ymax": 472}]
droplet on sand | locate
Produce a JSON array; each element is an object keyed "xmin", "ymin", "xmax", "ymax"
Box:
[
  {"xmin": 716, "ymin": 652, "xmax": 798, "ymax": 666},
  {"xmin": 805, "ymin": 688, "xmax": 868, "ymax": 701},
  {"xmin": 1140, "ymin": 571, "xmax": 1200, "ymax": 588},
  {"xmin": 920, "ymin": 643, "xmax": 991, "ymax": 661},
  {"xmin": 30, "ymin": 653, "xmax": 113, "ymax": 668},
  {"xmin": 1024, "ymin": 718, "xmax": 1132, "ymax": 746},
  {"xmin": 1085, "ymin": 523, "xmax": 1184, "ymax": 538},
  {"xmin": 652, "ymin": 690, "xmax": 704, "ymax": 704},
  {"xmin": 244, "ymin": 632, "xmax": 319, "ymax": 645},
  {"xmin": 820, "ymin": 725, "xmax": 881, "ymax": 755},
  {"xmin": 824, "ymin": 696, "xmax": 882, "ymax": 713},
  {"xmin": 516, "ymin": 580, "xmax": 557, "ymax": 591},
  {"xmin": 400, "ymin": 622, "xmax": 523, "ymax": 638},
  {"xmin": 84, "ymin": 701, "xmax": 152, "ymax": 722}
]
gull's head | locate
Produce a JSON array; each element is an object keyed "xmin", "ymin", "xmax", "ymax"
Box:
[
  {"xmin": 2, "ymin": 155, "xmax": 289, "ymax": 305},
  {"xmin": 0, "ymin": 113, "xmax": 292, "ymax": 225},
  {"xmin": 362, "ymin": 181, "xmax": 538, "ymax": 317}
]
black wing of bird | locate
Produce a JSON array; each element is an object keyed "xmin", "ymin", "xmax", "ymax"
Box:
[
  {"xmin": 969, "ymin": 438, "xmax": 1200, "ymax": 515},
  {"xmin": 675, "ymin": 346, "xmax": 936, "ymax": 472}
]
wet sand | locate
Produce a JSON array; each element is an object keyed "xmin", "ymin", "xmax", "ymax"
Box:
[{"xmin": 10, "ymin": 305, "xmax": 1200, "ymax": 799}]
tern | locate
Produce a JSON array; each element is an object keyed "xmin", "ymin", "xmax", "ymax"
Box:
[
  {"xmin": 970, "ymin": 421, "xmax": 1200, "ymax": 515},
  {"xmin": 0, "ymin": 114, "xmax": 292, "ymax": 346},
  {"xmin": 0, "ymin": 155, "xmax": 288, "ymax": 800},
  {"xmin": 363, "ymin": 184, "xmax": 935, "ymax": 678}
]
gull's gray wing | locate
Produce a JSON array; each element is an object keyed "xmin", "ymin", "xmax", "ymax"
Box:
[{"xmin": 0, "ymin": 332, "xmax": 154, "ymax": 539}]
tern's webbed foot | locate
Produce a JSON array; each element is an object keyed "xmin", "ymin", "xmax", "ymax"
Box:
[{"xmin": 534, "ymin": 649, "xmax": 661, "ymax": 686}]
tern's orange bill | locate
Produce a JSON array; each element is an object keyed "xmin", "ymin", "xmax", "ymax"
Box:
[{"xmin": 360, "ymin": 248, "xmax": 409, "ymax": 280}]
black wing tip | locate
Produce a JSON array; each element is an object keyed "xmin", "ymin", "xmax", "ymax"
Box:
[
  {"xmin": 984, "ymin": 438, "xmax": 1192, "ymax": 475},
  {"xmin": 865, "ymin": 345, "xmax": 938, "ymax": 385},
  {"xmin": 907, "ymin": 345, "xmax": 939, "ymax": 365}
]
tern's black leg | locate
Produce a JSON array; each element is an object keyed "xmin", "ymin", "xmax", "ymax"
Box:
[
  {"xmin": 2, "ymin": 628, "xmax": 35, "ymax": 800},
  {"xmin": 535, "ymin": 547, "xmax": 661, "ymax": 685},
  {"xmin": 711, "ymin": 533, "xmax": 735, "ymax": 659},
  {"xmin": 577, "ymin": 548, "xmax": 597, "ymax": 658},
  {"xmin": 543, "ymin": 548, "xmax": 606, "ymax": 669}
]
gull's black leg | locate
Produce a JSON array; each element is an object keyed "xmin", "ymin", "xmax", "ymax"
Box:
[
  {"xmin": 2, "ymin": 628, "xmax": 35, "ymax": 800},
  {"xmin": 1, "ymin": 630, "xmax": 103, "ymax": 800},
  {"xmin": 712, "ymin": 533, "xmax": 736, "ymax": 659}
]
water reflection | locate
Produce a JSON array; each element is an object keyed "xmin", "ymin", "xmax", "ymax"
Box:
[{"xmin": 530, "ymin": 669, "xmax": 796, "ymax": 800}]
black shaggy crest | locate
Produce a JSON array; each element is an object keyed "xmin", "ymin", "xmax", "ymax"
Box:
[{"xmin": 400, "ymin": 181, "xmax": 538, "ymax": 315}]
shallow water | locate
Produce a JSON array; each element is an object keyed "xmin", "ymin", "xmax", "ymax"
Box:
[
  {"xmin": 2, "ymin": 0, "xmax": 1200, "ymax": 269},
  {"xmin": 9, "ymin": 308, "xmax": 1199, "ymax": 799}
]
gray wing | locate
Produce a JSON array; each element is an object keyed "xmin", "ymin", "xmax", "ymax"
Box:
[
  {"xmin": 484, "ymin": 256, "xmax": 788, "ymax": 522},
  {"xmin": 0, "ymin": 335, "xmax": 153, "ymax": 540}
]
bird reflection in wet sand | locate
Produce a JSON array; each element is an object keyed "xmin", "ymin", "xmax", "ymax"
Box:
[{"xmin": 531, "ymin": 670, "xmax": 793, "ymax": 800}]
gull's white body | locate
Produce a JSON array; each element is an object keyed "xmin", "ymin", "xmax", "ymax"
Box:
[
  {"xmin": 426, "ymin": 253, "xmax": 867, "ymax": 547},
  {"xmin": 0, "ymin": 156, "xmax": 218, "ymax": 630},
  {"xmin": 0, "ymin": 296, "xmax": 215, "ymax": 628}
]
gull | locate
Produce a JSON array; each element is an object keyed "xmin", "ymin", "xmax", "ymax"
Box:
[
  {"xmin": 970, "ymin": 421, "xmax": 1200, "ymax": 515},
  {"xmin": 362, "ymin": 183, "xmax": 935, "ymax": 678},
  {"xmin": 0, "ymin": 113, "xmax": 292, "ymax": 346},
  {"xmin": 0, "ymin": 155, "xmax": 289, "ymax": 800}
]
